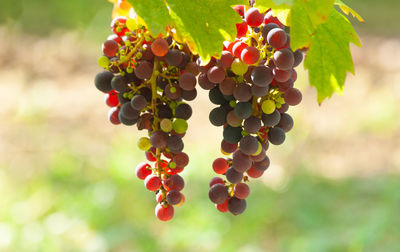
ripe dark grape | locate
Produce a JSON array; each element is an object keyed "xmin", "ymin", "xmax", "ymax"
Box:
[
  {"xmin": 253, "ymin": 156, "xmax": 270, "ymax": 172},
  {"xmin": 243, "ymin": 116, "xmax": 261, "ymax": 134},
  {"xmin": 273, "ymin": 68, "xmax": 292, "ymax": 82},
  {"xmin": 130, "ymin": 95, "xmax": 147, "ymax": 111},
  {"xmin": 118, "ymin": 112, "xmax": 138, "ymax": 126},
  {"xmin": 95, "ymin": 71, "xmax": 114, "ymax": 93},
  {"xmin": 150, "ymin": 131, "xmax": 168, "ymax": 148},
  {"xmin": 293, "ymin": 49, "xmax": 304, "ymax": 67},
  {"xmin": 262, "ymin": 110, "xmax": 281, "ymax": 127},
  {"xmin": 267, "ymin": 28, "xmax": 288, "ymax": 48},
  {"xmin": 209, "ymin": 86, "xmax": 226, "ymax": 105},
  {"xmin": 251, "ymin": 66, "xmax": 273, "ymax": 87},
  {"xmin": 209, "ymin": 184, "xmax": 229, "ymax": 204},
  {"xmin": 221, "ymin": 140, "xmax": 238, "ymax": 154},
  {"xmin": 226, "ymin": 167, "xmax": 243, "ymax": 184},
  {"xmin": 209, "ymin": 177, "xmax": 225, "ymax": 187},
  {"xmin": 234, "ymin": 102, "xmax": 252, "ymax": 120},
  {"xmin": 166, "ymin": 190, "xmax": 182, "ymax": 205},
  {"xmin": 277, "ymin": 113, "xmax": 294, "ymax": 132},
  {"xmin": 273, "ymin": 49, "xmax": 294, "ymax": 70},
  {"xmin": 166, "ymin": 49, "xmax": 183, "ymax": 66},
  {"xmin": 179, "ymin": 72, "xmax": 197, "ymax": 91},
  {"xmin": 219, "ymin": 51, "xmax": 234, "ymax": 68},
  {"xmin": 262, "ymin": 23, "xmax": 279, "ymax": 39},
  {"xmin": 175, "ymin": 103, "xmax": 192, "ymax": 120},
  {"xmin": 233, "ymin": 83, "xmax": 252, "ymax": 102},
  {"xmin": 219, "ymin": 78, "xmax": 236, "ymax": 95},
  {"xmin": 239, "ymin": 135, "xmax": 259, "ymax": 155},
  {"xmin": 207, "ymin": 66, "xmax": 226, "ymax": 84},
  {"xmin": 163, "ymin": 174, "xmax": 184, "ymax": 191},
  {"xmin": 181, "ymin": 88, "xmax": 197, "ymax": 101},
  {"xmin": 284, "ymin": 87, "xmax": 302, "ymax": 106},
  {"xmin": 251, "ymin": 84, "xmax": 269, "ymax": 97},
  {"xmin": 232, "ymin": 150, "xmax": 252, "ymax": 173},
  {"xmin": 223, "ymin": 126, "xmax": 243, "ymax": 144},
  {"xmin": 111, "ymin": 75, "xmax": 128, "ymax": 92},
  {"xmin": 134, "ymin": 61, "xmax": 153, "ymax": 79},
  {"xmin": 120, "ymin": 102, "xmax": 139, "ymax": 120},
  {"xmin": 228, "ymin": 197, "xmax": 246, "ymax": 215},
  {"xmin": 209, "ymin": 107, "xmax": 228, "ymax": 126},
  {"xmin": 173, "ymin": 152, "xmax": 189, "ymax": 167},
  {"xmin": 268, "ymin": 127, "xmax": 286, "ymax": 145},
  {"xmin": 167, "ymin": 135, "xmax": 184, "ymax": 153},
  {"xmin": 234, "ymin": 183, "xmax": 250, "ymax": 199},
  {"xmin": 198, "ymin": 72, "xmax": 216, "ymax": 90}
]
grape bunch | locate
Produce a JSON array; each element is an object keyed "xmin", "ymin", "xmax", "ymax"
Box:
[
  {"xmin": 202, "ymin": 5, "xmax": 304, "ymax": 215},
  {"xmin": 94, "ymin": 13, "xmax": 200, "ymax": 221}
]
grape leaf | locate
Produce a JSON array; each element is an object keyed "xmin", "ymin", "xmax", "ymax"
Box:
[
  {"xmin": 334, "ymin": 0, "xmax": 365, "ymax": 22},
  {"xmin": 126, "ymin": 0, "xmax": 172, "ymax": 36},
  {"xmin": 304, "ymin": 10, "xmax": 362, "ymax": 103},
  {"xmin": 128, "ymin": 0, "xmax": 247, "ymax": 62}
]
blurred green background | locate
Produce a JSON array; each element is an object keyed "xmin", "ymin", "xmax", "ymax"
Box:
[{"xmin": 0, "ymin": 1, "xmax": 399, "ymax": 251}]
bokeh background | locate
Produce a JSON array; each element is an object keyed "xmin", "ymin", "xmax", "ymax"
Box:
[{"xmin": 0, "ymin": 1, "xmax": 399, "ymax": 251}]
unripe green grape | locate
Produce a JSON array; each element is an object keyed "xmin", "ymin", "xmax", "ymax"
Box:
[
  {"xmin": 169, "ymin": 162, "xmax": 177, "ymax": 169},
  {"xmin": 173, "ymin": 119, "xmax": 188, "ymax": 134},
  {"xmin": 138, "ymin": 137, "xmax": 151, "ymax": 151},
  {"xmin": 262, "ymin": 100, "xmax": 276, "ymax": 114},
  {"xmin": 252, "ymin": 142, "xmax": 262, "ymax": 156},
  {"xmin": 160, "ymin": 118, "xmax": 173, "ymax": 133},
  {"xmin": 98, "ymin": 56, "xmax": 110, "ymax": 68},
  {"xmin": 231, "ymin": 58, "xmax": 248, "ymax": 76}
]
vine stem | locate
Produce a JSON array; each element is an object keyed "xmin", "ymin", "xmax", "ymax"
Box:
[{"xmin": 148, "ymin": 59, "xmax": 167, "ymax": 197}]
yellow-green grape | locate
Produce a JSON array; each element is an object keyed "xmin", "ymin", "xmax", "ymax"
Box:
[
  {"xmin": 173, "ymin": 119, "xmax": 188, "ymax": 134},
  {"xmin": 169, "ymin": 162, "xmax": 177, "ymax": 169},
  {"xmin": 127, "ymin": 18, "xmax": 138, "ymax": 31},
  {"xmin": 231, "ymin": 58, "xmax": 248, "ymax": 76},
  {"xmin": 160, "ymin": 118, "xmax": 173, "ymax": 133},
  {"xmin": 252, "ymin": 142, "xmax": 262, "ymax": 156},
  {"xmin": 262, "ymin": 100, "xmax": 276, "ymax": 114},
  {"xmin": 138, "ymin": 137, "xmax": 151, "ymax": 151},
  {"xmin": 98, "ymin": 56, "xmax": 110, "ymax": 68}
]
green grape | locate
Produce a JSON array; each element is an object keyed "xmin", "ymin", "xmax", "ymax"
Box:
[
  {"xmin": 98, "ymin": 56, "xmax": 110, "ymax": 68},
  {"xmin": 231, "ymin": 58, "xmax": 248, "ymax": 76},
  {"xmin": 169, "ymin": 162, "xmax": 177, "ymax": 169},
  {"xmin": 173, "ymin": 119, "xmax": 188, "ymax": 134},
  {"xmin": 252, "ymin": 142, "xmax": 262, "ymax": 156},
  {"xmin": 160, "ymin": 118, "xmax": 173, "ymax": 133},
  {"xmin": 138, "ymin": 137, "xmax": 151, "ymax": 151},
  {"xmin": 262, "ymin": 100, "xmax": 276, "ymax": 114}
]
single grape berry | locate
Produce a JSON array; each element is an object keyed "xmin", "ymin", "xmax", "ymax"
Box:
[
  {"xmin": 155, "ymin": 203, "xmax": 174, "ymax": 221},
  {"xmin": 145, "ymin": 175, "xmax": 161, "ymax": 191},
  {"xmin": 151, "ymin": 38, "xmax": 169, "ymax": 57},
  {"xmin": 234, "ymin": 183, "xmax": 250, "ymax": 199},
  {"xmin": 213, "ymin": 158, "xmax": 229, "ymax": 174},
  {"xmin": 245, "ymin": 8, "xmax": 263, "ymax": 27}
]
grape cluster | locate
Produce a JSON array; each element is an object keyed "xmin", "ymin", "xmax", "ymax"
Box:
[
  {"xmin": 202, "ymin": 6, "xmax": 304, "ymax": 215},
  {"xmin": 94, "ymin": 15, "xmax": 199, "ymax": 221}
]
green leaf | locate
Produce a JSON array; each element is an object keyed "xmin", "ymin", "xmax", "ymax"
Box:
[
  {"xmin": 128, "ymin": 0, "xmax": 247, "ymax": 63},
  {"xmin": 289, "ymin": 0, "xmax": 334, "ymax": 50},
  {"xmin": 334, "ymin": 0, "xmax": 365, "ymax": 22},
  {"xmin": 304, "ymin": 10, "xmax": 361, "ymax": 103},
  {"xmin": 165, "ymin": 0, "xmax": 247, "ymax": 62},
  {"xmin": 127, "ymin": 0, "xmax": 172, "ymax": 36}
]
